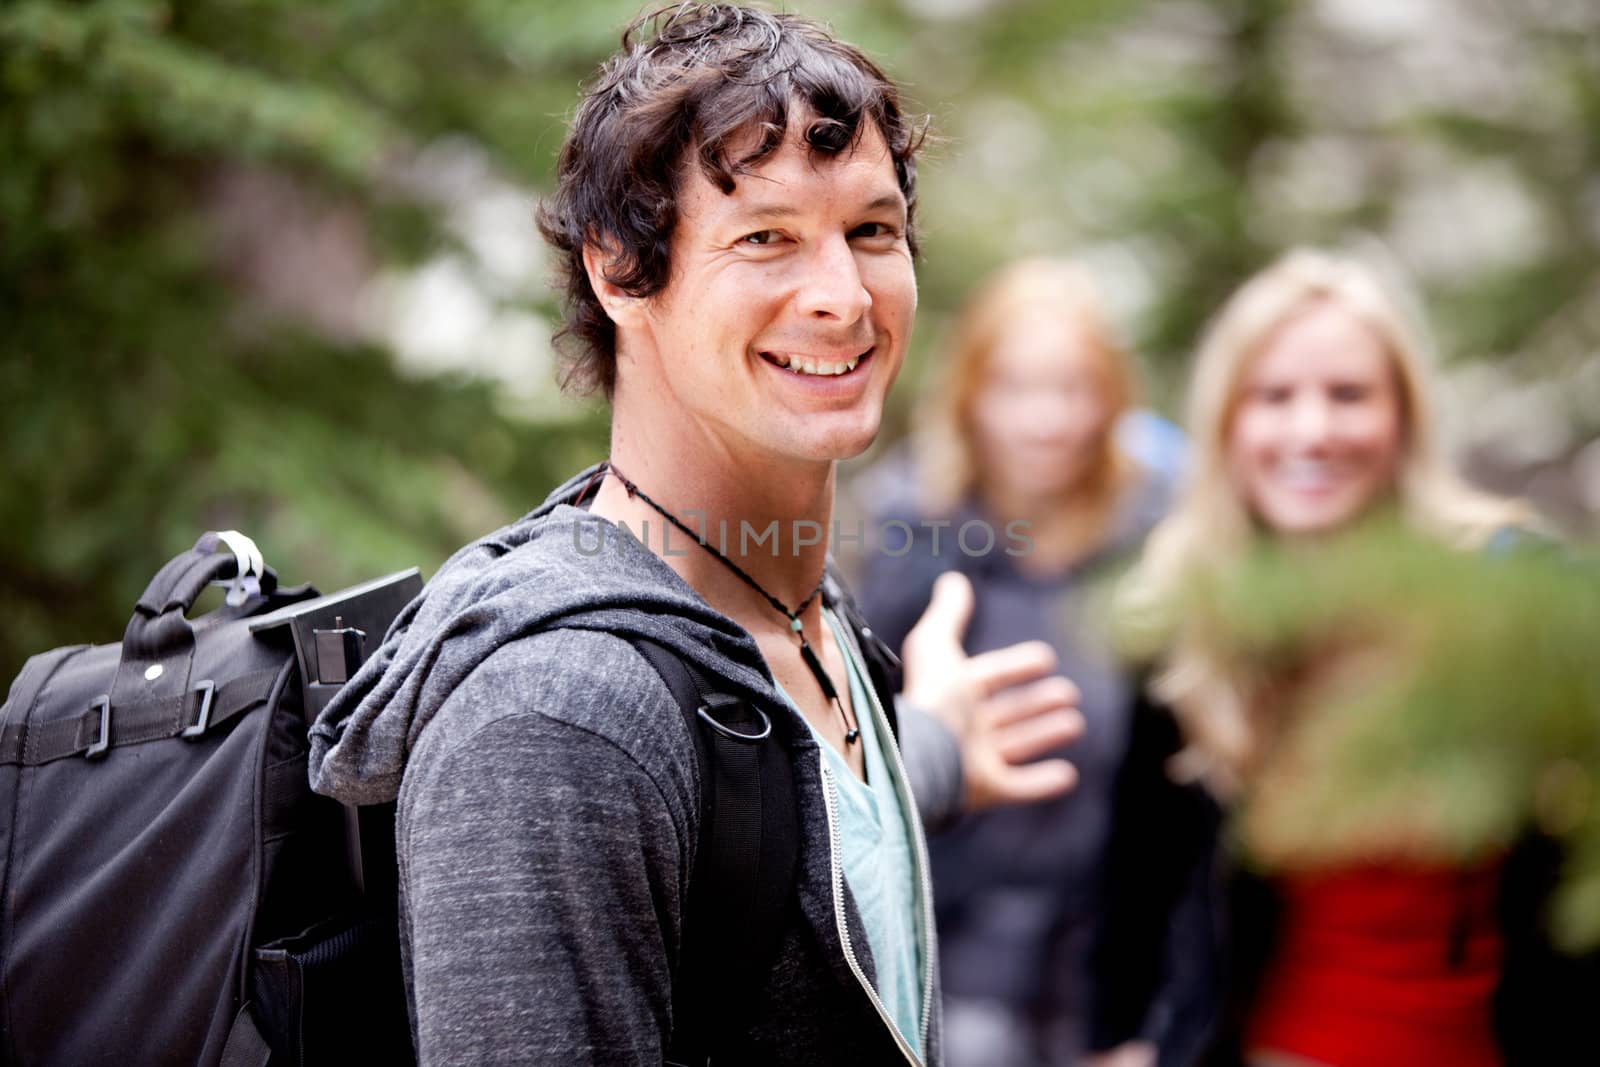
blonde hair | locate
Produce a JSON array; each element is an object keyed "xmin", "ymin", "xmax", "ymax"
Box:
[
  {"xmin": 917, "ymin": 257, "xmax": 1136, "ymax": 525},
  {"xmin": 1122, "ymin": 247, "xmax": 1529, "ymax": 790}
]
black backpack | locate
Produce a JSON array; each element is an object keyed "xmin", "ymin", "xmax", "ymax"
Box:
[
  {"xmin": 0, "ymin": 532, "xmax": 420, "ymax": 1065},
  {"xmin": 0, "ymin": 534, "xmax": 900, "ymax": 1065}
]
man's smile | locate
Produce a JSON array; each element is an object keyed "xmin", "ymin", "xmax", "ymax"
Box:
[{"xmin": 758, "ymin": 346, "xmax": 874, "ymax": 377}]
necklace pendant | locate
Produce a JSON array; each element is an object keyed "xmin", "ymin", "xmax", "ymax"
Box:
[
  {"xmin": 790, "ymin": 617, "xmax": 804, "ymax": 632},
  {"xmin": 845, "ymin": 727, "xmax": 860, "ymax": 744}
]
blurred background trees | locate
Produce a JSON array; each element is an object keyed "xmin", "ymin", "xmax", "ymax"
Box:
[{"xmin": 5, "ymin": 0, "xmax": 1599, "ymax": 678}]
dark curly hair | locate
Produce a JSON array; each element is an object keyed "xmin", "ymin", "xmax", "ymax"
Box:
[{"xmin": 536, "ymin": 3, "xmax": 929, "ymax": 397}]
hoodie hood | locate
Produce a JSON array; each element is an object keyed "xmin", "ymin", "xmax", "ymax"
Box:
[{"xmin": 308, "ymin": 465, "xmax": 783, "ymax": 806}]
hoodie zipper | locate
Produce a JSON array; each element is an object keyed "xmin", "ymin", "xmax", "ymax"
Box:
[
  {"xmin": 816, "ymin": 613, "xmax": 938, "ymax": 1064},
  {"xmin": 818, "ymin": 758, "xmax": 924, "ymax": 1067},
  {"xmin": 855, "ymin": 654, "xmax": 939, "ymax": 1058}
]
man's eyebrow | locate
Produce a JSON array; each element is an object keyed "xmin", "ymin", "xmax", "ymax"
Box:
[
  {"xmin": 726, "ymin": 202, "xmax": 803, "ymax": 223},
  {"xmin": 725, "ymin": 192, "xmax": 907, "ymax": 225},
  {"xmin": 861, "ymin": 193, "xmax": 907, "ymax": 215}
]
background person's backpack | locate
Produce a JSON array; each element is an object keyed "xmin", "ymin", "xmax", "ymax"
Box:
[{"xmin": 0, "ymin": 532, "xmax": 420, "ymax": 1066}]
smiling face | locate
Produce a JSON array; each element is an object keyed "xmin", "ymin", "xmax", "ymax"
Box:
[
  {"xmin": 1226, "ymin": 300, "xmax": 1406, "ymax": 536},
  {"xmin": 612, "ymin": 118, "xmax": 915, "ymax": 473},
  {"xmin": 971, "ymin": 310, "xmax": 1114, "ymax": 505}
]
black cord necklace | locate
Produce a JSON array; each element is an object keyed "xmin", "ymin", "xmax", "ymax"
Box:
[{"xmin": 603, "ymin": 461, "xmax": 861, "ymax": 745}]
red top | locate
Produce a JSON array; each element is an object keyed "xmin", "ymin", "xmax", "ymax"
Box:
[{"xmin": 1245, "ymin": 862, "xmax": 1504, "ymax": 1067}]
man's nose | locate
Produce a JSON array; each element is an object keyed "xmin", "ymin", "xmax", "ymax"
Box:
[{"xmin": 795, "ymin": 234, "xmax": 872, "ymax": 323}]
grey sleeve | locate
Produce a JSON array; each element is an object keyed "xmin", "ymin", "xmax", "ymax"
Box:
[
  {"xmin": 397, "ymin": 650, "xmax": 691, "ymax": 1065},
  {"xmin": 896, "ymin": 699, "xmax": 964, "ymax": 831}
]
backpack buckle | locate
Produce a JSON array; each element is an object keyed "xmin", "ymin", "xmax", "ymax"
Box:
[
  {"xmin": 84, "ymin": 695, "xmax": 111, "ymax": 759},
  {"xmin": 179, "ymin": 679, "xmax": 216, "ymax": 739},
  {"xmin": 695, "ymin": 692, "xmax": 772, "ymax": 743}
]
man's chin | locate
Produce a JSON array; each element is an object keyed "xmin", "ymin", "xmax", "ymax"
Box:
[{"xmin": 818, "ymin": 419, "xmax": 887, "ymax": 464}]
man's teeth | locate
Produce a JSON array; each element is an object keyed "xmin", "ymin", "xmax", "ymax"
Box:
[{"xmin": 769, "ymin": 353, "xmax": 860, "ymax": 376}]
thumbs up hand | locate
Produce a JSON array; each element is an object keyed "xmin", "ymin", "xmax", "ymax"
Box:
[{"xmin": 900, "ymin": 571, "xmax": 1083, "ymax": 811}]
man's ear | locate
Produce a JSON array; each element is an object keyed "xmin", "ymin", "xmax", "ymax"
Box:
[{"xmin": 582, "ymin": 243, "xmax": 648, "ymax": 330}]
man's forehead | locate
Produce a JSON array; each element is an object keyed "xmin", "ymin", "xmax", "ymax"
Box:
[{"xmin": 681, "ymin": 119, "xmax": 902, "ymax": 208}]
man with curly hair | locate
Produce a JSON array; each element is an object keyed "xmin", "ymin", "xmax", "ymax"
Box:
[{"xmin": 312, "ymin": 6, "xmax": 1081, "ymax": 1063}]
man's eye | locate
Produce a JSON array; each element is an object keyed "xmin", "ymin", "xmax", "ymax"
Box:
[
  {"xmin": 850, "ymin": 222, "xmax": 895, "ymax": 239},
  {"xmin": 742, "ymin": 230, "xmax": 780, "ymax": 246}
]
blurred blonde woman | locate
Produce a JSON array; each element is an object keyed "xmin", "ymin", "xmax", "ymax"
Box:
[
  {"xmin": 1085, "ymin": 248, "xmax": 1595, "ymax": 1067},
  {"xmin": 857, "ymin": 258, "xmax": 1181, "ymax": 1067},
  {"xmin": 1125, "ymin": 246, "xmax": 1523, "ymax": 796}
]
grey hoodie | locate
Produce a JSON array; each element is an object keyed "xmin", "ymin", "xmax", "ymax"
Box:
[{"xmin": 309, "ymin": 468, "xmax": 955, "ymax": 1065}]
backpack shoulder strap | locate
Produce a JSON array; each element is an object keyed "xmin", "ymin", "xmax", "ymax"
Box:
[{"xmin": 630, "ymin": 639, "xmax": 798, "ymax": 1067}]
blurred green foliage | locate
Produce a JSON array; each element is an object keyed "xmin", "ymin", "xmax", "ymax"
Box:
[
  {"xmin": 5, "ymin": 0, "xmax": 1599, "ymax": 678},
  {"xmin": 1182, "ymin": 525, "xmax": 1600, "ymax": 951},
  {"xmin": 1, "ymin": 0, "xmax": 622, "ymax": 674}
]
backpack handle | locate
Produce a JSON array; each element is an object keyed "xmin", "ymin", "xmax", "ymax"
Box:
[
  {"xmin": 113, "ymin": 533, "xmax": 278, "ymax": 704},
  {"xmin": 133, "ymin": 531, "xmax": 275, "ymax": 619}
]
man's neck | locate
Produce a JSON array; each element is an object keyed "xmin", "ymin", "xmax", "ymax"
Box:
[
  {"xmin": 590, "ymin": 417, "xmax": 838, "ymax": 639},
  {"xmin": 595, "ymin": 356, "xmax": 869, "ymax": 778}
]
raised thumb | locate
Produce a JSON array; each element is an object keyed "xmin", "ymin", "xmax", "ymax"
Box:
[{"xmin": 908, "ymin": 570, "xmax": 974, "ymax": 654}]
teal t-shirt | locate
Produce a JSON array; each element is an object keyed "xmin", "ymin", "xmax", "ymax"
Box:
[{"xmin": 775, "ymin": 610, "xmax": 925, "ymax": 1057}]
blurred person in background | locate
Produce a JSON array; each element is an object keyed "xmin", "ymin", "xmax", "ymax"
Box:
[
  {"xmin": 1087, "ymin": 248, "xmax": 1597, "ymax": 1067},
  {"xmin": 858, "ymin": 258, "xmax": 1181, "ymax": 1066}
]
